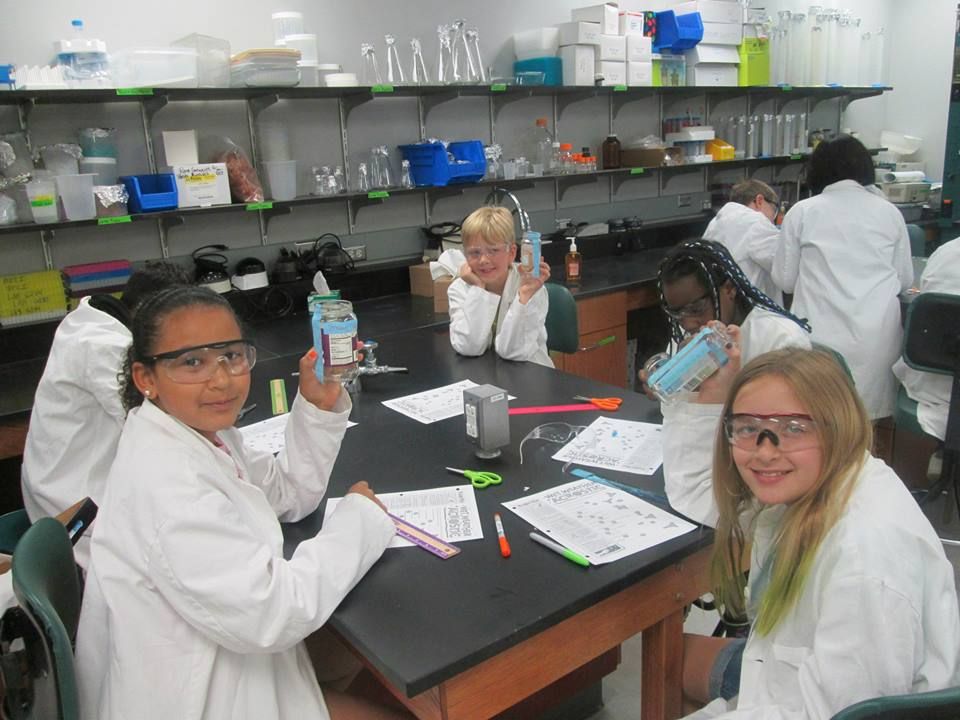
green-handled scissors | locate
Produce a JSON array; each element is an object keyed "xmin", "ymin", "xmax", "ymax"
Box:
[{"xmin": 446, "ymin": 466, "xmax": 503, "ymax": 489}]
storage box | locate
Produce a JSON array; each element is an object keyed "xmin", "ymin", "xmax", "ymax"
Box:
[
  {"xmin": 618, "ymin": 11, "xmax": 646, "ymax": 35},
  {"xmin": 561, "ymin": 45, "xmax": 597, "ymax": 85},
  {"xmin": 626, "ymin": 34, "xmax": 653, "ymax": 62},
  {"xmin": 685, "ymin": 44, "xmax": 739, "ymax": 86},
  {"xmin": 513, "ymin": 57, "xmax": 563, "ymax": 85},
  {"xmin": 706, "ymin": 138, "xmax": 734, "ymax": 161},
  {"xmin": 171, "ymin": 163, "xmax": 231, "ymax": 208},
  {"xmin": 112, "ymin": 47, "xmax": 199, "ymax": 88},
  {"xmin": 737, "ymin": 37, "xmax": 769, "ymax": 86},
  {"xmin": 627, "ymin": 61, "xmax": 653, "ymax": 86},
  {"xmin": 571, "ymin": 3, "xmax": 620, "ymax": 36},
  {"xmin": 596, "ymin": 60, "xmax": 626, "ymax": 85},
  {"xmin": 666, "ymin": 126, "xmax": 715, "ymax": 143},
  {"xmin": 672, "ymin": 1, "xmax": 742, "ymax": 25},
  {"xmin": 398, "ymin": 141, "xmax": 486, "ymax": 187},
  {"xmin": 162, "ymin": 130, "xmax": 199, "ymax": 166},
  {"xmin": 514, "ymin": 27, "xmax": 561, "ymax": 60},
  {"xmin": 172, "ymin": 34, "xmax": 230, "ymax": 87},
  {"xmin": 652, "ymin": 53, "xmax": 686, "ymax": 86},
  {"xmin": 409, "ymin": 263, "xmax": 434, "ymax": 297},
  {"xmin": 620, "ymin": 146, "xmax": 683, "ymax": 167},
  {"xmin": 119, "ymin": 174, "xmax": 178, "ymax": 213},
  {"xmin": 557, "ymin": 21, "xmax": 601, "ymax": 46},
  {"xmin": 653, "ymin": 11, "xmax": 703, "ymax": 52},
  {"xmin": 879, "ymin": 182, "xmax": 931, "ymax": 204},
  {"xmin": 701, "ymin": 21, "xmax": 743, "ymax": 46},
  {"xmin": 434, "ymin": 276, "xmax": 454, "ymax": 314},
  {"xmin": 598, "ymin": 34, "xmax": 627, "ymax": 61}
]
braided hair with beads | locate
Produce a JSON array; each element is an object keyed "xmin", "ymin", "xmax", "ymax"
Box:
[{"xmin": 658, "ymin": 239, "xmax": 810, "ymax": 347}]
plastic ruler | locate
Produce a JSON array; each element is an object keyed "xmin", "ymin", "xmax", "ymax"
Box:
[
  {"xmin": 388, "ymin": 513, "xmax": 461, "ymax": 560},
  {"xmin": 570, "ymin": 468, "xmax": 669, "ymax": 507}
]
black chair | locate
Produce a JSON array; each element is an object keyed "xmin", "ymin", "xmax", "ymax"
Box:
[{"xmin": 830, "ymin": 686, "xmax": 960, "ymax": 719}]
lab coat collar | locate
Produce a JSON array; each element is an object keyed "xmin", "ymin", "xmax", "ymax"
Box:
[
  {"xmin": 822, "ymin": 179, "xmax": 869, "ymax": 194},
  {"xmin": 133, "ymin": 399, "xmax": 238, "ymax": 476}
]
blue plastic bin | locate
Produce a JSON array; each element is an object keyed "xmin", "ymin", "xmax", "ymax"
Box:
[
  {"xmin": 120, "ymin": 174, "xmax": 178, "ymax": 213},
  {"xmin": 653, "ymin": 10, "xmax": 704, "ymax": 53},
  {"xmin": 512, "ymin": 57, "xmax": 563, "ymax": 86},
  {"xmin": 397, "ymin": 141, "xmax": 486, "ymax": 187}
]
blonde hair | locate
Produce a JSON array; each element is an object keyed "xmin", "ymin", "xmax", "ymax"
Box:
[
  {"xmin": 711, "ymin": 349, "xmax": 871, "ymax": 635},
  {"xmin": 462, "ymin": 206, "xmax": 516, "ymax": 248},
  {"xmin": 730, "ymin": 179, "xmax": 779, "ymax": 207}
]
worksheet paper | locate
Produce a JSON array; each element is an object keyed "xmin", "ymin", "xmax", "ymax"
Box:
[
  {"xmin": 381, "ymin": 379, "xmax": 480, "ymax": 424},
  {"xmin": 503, "ymin": 479, "xmax": 695, "ymax": 564},
  {"xmin": 552, "ymin": 417, "xmax": 664, "ymax": 476},
  {"xmin": 324, "ymin": 484, "xmax": 483, "ymax": 549},
  {"xmin": 238, "ymin": 413, "xmax": 357, "ymax": 455}
]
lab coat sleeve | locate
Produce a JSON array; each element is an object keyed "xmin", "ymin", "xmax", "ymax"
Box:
[
  {"xmin": 772, "ymin": 208, "xmax": 802, "ymax": 293},
  {"xmin": 742, "ymin": 221, "xmax": 780, "ymax": 274},
  {"xmin": 82, "ymin": 327, "xmax": 129, "ymax": 425},
  {"xmin": 227, "ymin": 391, "xmax": 351, "ymax": 523},
  {"xmin": 494, "ymin": 285, "xmax": 549, "ymax": 362},
  {"xmin": 148, "ymin": 486, "xmax": 396, "ymax": 654},
  {"xmin": 893, "ymin": 214, "xmax": 914, "ymax": 291},
  {"xmin": 447, "ymin": 278, "xmax": 500, "ymax": 357},
  {"xmin": 661, "ymin": 400, "xmax": 722, "ymax": 527}
]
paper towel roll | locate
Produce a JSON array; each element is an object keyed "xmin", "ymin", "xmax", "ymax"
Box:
[{"xmin": 881, "ymin": 170, "xmax": 926, "ymax": 183}]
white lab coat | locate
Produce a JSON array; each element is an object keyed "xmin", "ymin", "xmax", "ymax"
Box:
[
  {"xmin": 20, "ymin": 296, "xmax": 131, "ymax": 568},
  {"xmin": 684, "ymin": 455, "xmax": 960, "ymax": 719},
  {"xmin": 773, "ymin": 180, "xmax": 913, "ymax": 419},
  {"xmin": 703, "ymin": 202, "xmax": 783, "ymax": 306},
  {"xmin": 447, "ymin": 264, "xmax": 554, "ymax": 368},
  {"xmin": 662, "ymin": 308, "xmax": 812, "ymax": 527},
  {"xmin": 76, "ymin": 394, "xmax": 395, "ymax": 720},
  {"xmin": 892, "ymin": 238, "xmax": 960, "ymax": 440}
]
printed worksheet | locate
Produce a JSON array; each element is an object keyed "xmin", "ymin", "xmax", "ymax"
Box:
[
  {"xmin": 503, "ymin": 478, "xmax": 695, "ymax": 564},
  {"xmin": 381, "ymin": 379, "xmax": 480, "ymax": 424},
  {"xmin": 324, "ymin": 484, "xmax": 483, "ymax": 549},
  {"xmin": 238, "ymin": 413, "xmax": 356, "ymax": 455},
  {"xmin": 552, "ymin": 416, "xmax": 664, "ymax": 476}
]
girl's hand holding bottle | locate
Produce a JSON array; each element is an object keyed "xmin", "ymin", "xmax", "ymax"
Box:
[
  {"xmin": 517, "ymin": 260, "xmax": 550, "ymax": 304},
  {"xmin": 299, "ymin": 348, "xmax": 343, "ymax": 411},
  {"xmin": 696, "ymin": 322, "xmax": 742, "ymax": 405}
]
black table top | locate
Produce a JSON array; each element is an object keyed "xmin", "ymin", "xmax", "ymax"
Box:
[{"xmin": 246, "ymin": 326, "xmax": 711, "ymax": 697}]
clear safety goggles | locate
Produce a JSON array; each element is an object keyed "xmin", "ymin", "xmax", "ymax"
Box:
[
  {"xmin": 465, "ymin": 244, "xmax": 510, "ymax": 261},
  {"xmin": 723, "ymin": 413, "xmax": 820, "ymax": 453},
  {"xmin": 147, "ymin": 339, "xmax": 257, "ymax": 384},
  {"xmin": 663, "ymin": 292, "xmax": 713, "ymax": 320}
]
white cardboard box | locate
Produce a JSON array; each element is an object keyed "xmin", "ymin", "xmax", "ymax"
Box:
[
  {"xmin": 618, "ymin": 11, "xmax": 647, "ymax": 35},
  {"xmin": 572, "ymin": 4, "xmax": 620, "ymax": 36},
  {"xmin": 596, "ymin": 60, "xmax": 626, "ymax": 85},
  {"xmin": 557, "ymin": 21, "xmax": 602, "ymax": 46},
  {"xmin": 701, "ymin": 21, "xmax": 743, "ymax": 45},
  {"xmin": 171, "ymin": 163, "xmax": 231, "ymax": 208},
  {"xmin": 626, "ymin": 34, "xmax": 653, "ymax": 61},
  {"xmin": 685, "ymin": 44, "xmax": 739, "ymax": 64},
  {"xmin": 162, "ymin": 130, "xmax": 199, "ymax": 166},
  {"xmin": 627, "ymin": 61, "xmax": 653, "ymax": 86},
  {"xmin": 598, "ymin": 34, "xmax": 627, "ymax": 61},
  {"xmin": 685, "ymin": 44, "xmax": 739, "ymax": 86},
  {"xmin": 672, "ymin": 0, "xmax": 742, "ymax": 24},
  {"xmin": 561, "ymin": 45, "xmax": 598, "ymax": 85}
]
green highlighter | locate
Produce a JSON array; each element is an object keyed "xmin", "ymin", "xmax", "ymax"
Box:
[{"xmin": 530, "ymin": 532, "xmax": 590, "ymax": 567}]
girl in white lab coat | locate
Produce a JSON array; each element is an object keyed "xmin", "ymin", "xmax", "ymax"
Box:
[
  {"xmin": 773, "ymin": 135, "xmax": 913, "ymax": 420},
  {"xmin": 447, "ymin": 206, "xmax": 553, "ymax": 367},
  {"xmin": 76, "ymin": 287, "xmax": 401, "ymax": 720},
  {"xmin": 681, "ymin": 347, "xmax": 960, "ymax": 719}
]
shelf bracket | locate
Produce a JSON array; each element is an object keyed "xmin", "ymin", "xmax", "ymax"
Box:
[
  {"xmin": 347, "ymin": 195, "xmax": 387, "ymax": 232},
  {"xmin": 39, "ymin": 229, "xmax": 54, "ymax": 270},
  {"xmin": 557, "ymin": 173, "xmax": 599, "ymax": 201},
  {"xmin": 248, "ymin": 94, "xmax": 280, "ymax": 118},
  {"xmin": 426, "ymin": 186, "xmax": 465, "ymax": 217},
  {"xmin": 492, "ymin": 89, "xmax": 534, "ymax": 122},
  {"xmin": 420, "ymin": 89, "xmax": 463, "ymax": 121},
  {"xmin": 556, "ymin": 89, "xmax": 599, "ymax": 119},
  {"xmin": 157, "ymin": 215, "xmax": 184, "ymax": 259},
  {"xmin": 611, "ymin": 169, "xmax": 655, "ymax": 194},
  {"xmin": 262, "ymin": 204, "xmax": 293, "ymax": 244},
  {"xmin": 142, "ymin": 94, "xmax": 170, "ymax": 123},
  {"xmin": 611, "ymin": 88, "xmax": 654, "ymax": 121},
  {"xmin": 341, "ymin": 91, "xmax": 375, "ymax": 123}
]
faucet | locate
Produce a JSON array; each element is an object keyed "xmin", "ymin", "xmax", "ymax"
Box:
[
  {"xmin": 344, "ymin": 339, "xmax": 408, "ymax": 394},
  {"xmin": 484, "ymin": 187, "xmax": 531, "ymax": 233}
]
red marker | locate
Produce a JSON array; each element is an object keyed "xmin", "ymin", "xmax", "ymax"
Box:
[{"xmin": 494, "ymin": 513, "xmax": 511, "ymax": 557}]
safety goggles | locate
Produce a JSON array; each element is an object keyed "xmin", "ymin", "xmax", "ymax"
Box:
[
  {"xmin": 723, "ymin": 413, "xmax": 819, "ymax": 452},
  {"xmin": 147, "ymin": 339, "xmax": 257, "ymax": 384},
  {"xmin": 465, "ymin": 244, "xmax": 510, "ymax": 261},
  {"xmin": 663, "ymin": 292, "xmax": 713, "ymax": 320}
]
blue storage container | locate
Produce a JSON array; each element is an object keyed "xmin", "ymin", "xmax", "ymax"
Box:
[
  {"xmin": 653, "ymin": 10, "xmax": 703, "ymax": 53},
  {"xmin": 397, "ymin": 141, "xmax": 486, "ymax": 187},
  {"xmin": 512, "ymin": 57, "xmax": 563, "ymax": 86},
  {"xmin": 120, "ymin": 173, "xmax": 178, "ymax": 213}
]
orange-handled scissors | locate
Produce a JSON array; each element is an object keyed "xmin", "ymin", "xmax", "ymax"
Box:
[{"xmin": 573, "ymin": 395, "xmax": 623, "ymax": 411}]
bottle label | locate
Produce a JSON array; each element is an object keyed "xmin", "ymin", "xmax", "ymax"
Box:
[
  {"xmin": 30, "ymin": 196, "xmax": 55, "ymax": 207},
  {"xmin": 567, "ymin": 262, "xmax": 580, "ymax": 278},
  {"xmin": 320, "ymin": 318, "xmax": 359, "ymax": 367}
]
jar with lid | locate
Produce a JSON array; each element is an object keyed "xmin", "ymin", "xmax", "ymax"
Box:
[
  {"xmin": 310, "ymin": 299, "xmax": 359, "ymax": 382},
  {"xmin": 601, "ymin": 134, "xmax": 622, "ymax": 169}
]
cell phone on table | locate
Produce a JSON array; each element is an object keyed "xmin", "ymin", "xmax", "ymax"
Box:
[{"xmin": 62, "ymin": 497, "xmax": 98, "ymax": 545}]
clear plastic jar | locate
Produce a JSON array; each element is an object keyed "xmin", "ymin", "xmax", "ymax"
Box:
[
  {"xmin": 643, "ymin": 325, "xmax": 732, "ymax": 402},
  {"xmin": 311, "ymin": 300, "xmax": 359, "ymax": 382}
]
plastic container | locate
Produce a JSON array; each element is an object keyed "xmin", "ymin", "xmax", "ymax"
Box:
[
  {"xmin": 324, "ymin": 72, "xmax": 357, "ymax": 87},
  {"xmin": 120, "ymin": 173, "xmax": 178, "ymax": 212},
  {"xmin": 25, "ymin": 179, "xmax": 59, "ymax": 223},
  {"xmin": 565, "ymin": 239, "xmax": 582, "ymax": 283},
  {"xmin": 652, "ymin": 53, "xmax": 686, "ymax": 86},
  {"xmin": 112, "ymin": 47, "xmax": 199, "ymax": 88},
  {"xmin": 601, "ymin": 134, "xmax": 621, "ymax": 169},
  {"xmin": 79, "ymin": 157, "xmax": 118, "ymax": 185},
  {"xmin": 520, "ymin": 230, "xmax": 542, "ymax": 277},
  {"xmin": 262, "ymin": 159, "xmax": 297, "ymax": 201},
  {"xmin": 55, "ymin": 20, "xmax": 111, "ymax": 89},
  {"xmin": 644, "ymin": 325, "xmax": 731, "ymax": 402},
  {"xmin": 278, "ymin": 34, "xmax": 318, "ymax": 65},
  {"xmin": 512, "ymin": 57, "xmax": 562, "ymax": 86},
  {"xmin": 653, "ymin": 10, "xmax": 704, "ymax": 53},
  {"xmin": 40, "ymin": 145, "xmax": 81, "ymax": 176},
  {"xmin": 513, "ymin": 28, "xmax": 560, "ymax": 61},
  {"xmin": 397, "ymin": 141, "xmax": 486, "ymax": 187},
  {"xmin": 173, "ymin": 34, "xmax": 231, "ymax": 87},
  {"xmin": 77, "ymin": 127, "xmax": 117, "ymax": 158},
  {"xmin": 311, "ymin": 299, "xmax": 359, "ymax": 382},
  {"xmin": 272, "ymin": 11, "xmax": 304, "ymax": 44},
  {"xmin": 55, "ymin": 173, "xmax": 97, "ymax": 220},
  {"xmin": 230, "ymin": 60, "xmax": 300, "ymax": 87},
  {"xmin": 257, "ymin": 121, "xmax": 291, "ymax": 162}
]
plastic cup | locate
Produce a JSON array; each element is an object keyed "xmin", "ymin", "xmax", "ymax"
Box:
[
  {"xmin": 79, "ymin": 157, "xmax": 118, "ymax": 186},
  {"xmin": 257, "ymin": 121, "xmax": 291, "ymax": 162},
  {"xmin": 41, "ymin": 146, "xmax": 80, "ymax": 176},
  {"xmin": 26, "ymin": 179, "xmax": 59, "ymax": 223},
  {"xmin": 262, "ymin": 160, "xmax": 297, "ymax": 201},
  {"xmin": 272, "ymin": 11, "xmax": 304, "ymax": 44},
  {"xmin": 54, "ymin": 174, "xmax": 97, "ymax": 220}
]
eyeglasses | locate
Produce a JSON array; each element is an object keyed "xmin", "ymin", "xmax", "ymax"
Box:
[
  {"xmin": 723, "ymin": 413, "xmax": 820, "ymax": 452},
  {"xmin": 146, "ymin": 339, "xmax": 257, "ymax": 384},
  {"xmin": 663, "ymin": 292, "xmax": 713, "ymax": 320},
  {"xmin": 465, "ymin": 245, "xmax": 509, "ymax": 261}
]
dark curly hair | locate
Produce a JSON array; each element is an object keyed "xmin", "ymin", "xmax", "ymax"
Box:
[{"xmin": 806, "ymin": 134, "xmax": 875, "ymax": 195}]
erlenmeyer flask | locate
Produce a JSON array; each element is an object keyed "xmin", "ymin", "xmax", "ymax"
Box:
[
  {"xmin": 451, "ymin": 19, "xmax": 468, "ymax": 83},
  {"xmin": 356, "ymin": 162, "xmax": 370, "ymax": 192},
  {"xmin": 385, "ymin": 34, "xmax": 405, "ymax": 85},
  {"xmin": 410, "ymin": 38, "xmax": 428, "ymax": 85},
  {"xmin": 436, "ymin": 25, "xmax": 452, "ymax": 84},
  {"xmin": 400, "ymin": 159, "xmax": 414, "ymax": 189},
  {"xmin": 360, "ymin": 43, "xmax": 382, "ymax": 86}
]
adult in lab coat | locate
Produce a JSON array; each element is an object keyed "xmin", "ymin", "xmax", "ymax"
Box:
[
  {"xmin": 773, "ymin": 135, "xmax": 913, "ymax": 419},
  {"xmin": 20, "ymin": 261, "xmax": 190, "ymax": 568},
  {"xmin": 448, "ymin": 206, "xmax": 553, "ymax": 368},
  {"xmin": 892, "ymin": 237, "xmax": 960, "ymax": 441},
  {"xmin": 703, "ymin": 179, "xmax": 783, "ymax": 305},
  {"xmin": 681, "ymin": 348, "xmax": 960, "ymax": 719},
  {"xmin": 76, "ymin": 287, "xmax": 396, "ymax": 720}
]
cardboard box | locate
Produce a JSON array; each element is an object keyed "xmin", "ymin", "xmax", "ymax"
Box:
[
  {"xmin": 596, "ymin": 60, "xmax": 627, "ymax": 85},
  {"xmin": 672, "ymin": 0, "xmax": 742, "ymax": 24},
  {"xmin": 171, "ymin": 163, "xmax": 232, "ymax": 208},
  {"xmin": 618, "ymin": 11, "xmax": 646, "ymax": 35},
  {"xmin": 162, "ymin": 130, "xmax": 199, "ymax": 165},
  {"xmin": 409, "ymin": 263, "xmax": 434, "ymax": 297},
  {"xmin": 561, "ymin": 45, "xmax": 597, "ymax": 85},
  {"xmin": 627, "ymin": 61, "xmax": 653, "ymax": 86},
  {"xmin": 737, "ymin": 37, "xmax": 769, "ymax": 86},
  {"xmin": 620, "ymin": 146, "xmax": 683, "ymax": 167},
  {"xmin": 686, "ymin": 44, "xmax": 739, "ymax": 86},
  {"xmin": 701, "ymin": 21, "xmax": 743, "ymax": 46},
  {"xmin": 557, "ymin": 21, "xmax": 601, "ymax": 46},
  {"xmin": 626, "ymin": 34, "xmax": 653, "ymax": 62},
  {"xmin": 572, "ymin": 3, "xmax": 620, "ymax": 36},
  {"xmin": 598, "ymin": 34, "xmax": 626, "ymax": 61},
  {"xmin": 434, "ymin": 276, "xmax": 454, "ymax": 314}
]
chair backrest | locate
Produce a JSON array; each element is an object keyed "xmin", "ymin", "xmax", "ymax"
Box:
[
  {"xmin": 0, "ymin": 509, "xmax": 31, "ymax": 555},
  {"xmin": 906, "ymin": 223, "xmax": 927, "ymax": 258},
  {"xmin": 9, "ymin": 518, "xmax": 82, "ymax": 720},
  {"xmin": 812, "ymin": 342, "xmax": 855, "ymax": 383},
  {"xmin": 830, "ymin": 686, "xmax": 960, "ymax": 719},
  {"xmin": 903, "ymin": 292, "xmax": 960, "ymax": 377},
  {"xmin": 545, "ymin": 283, "xmax": 579, "ymax": 354}
]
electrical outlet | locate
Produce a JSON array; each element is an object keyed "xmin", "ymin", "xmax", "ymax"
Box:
[{"xmin": 344, "ymin": 245, "xmax": 367, "ymax": 261}]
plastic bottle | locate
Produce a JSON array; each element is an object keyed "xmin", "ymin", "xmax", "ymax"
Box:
[
  {"xmin": 549, "ymin": 141, "xmax": 561, "ymax": 175},
  {"xmin": 559, "ymin": 143, "xmax": 574, "ymax": 174},
  {"xmin": 520, "ymin": 230, "xmax": 542, "ymax": 277},
  {"xmin": 565, "ymin": 238, "xmax": 582, "ymax": 284},
  {"xmin": 524, "ymin": 118, "xmax": 554, "ymax": 174},
  {"xmin": 601, "ymin": 134, "xmax": 622, "ymax": 169},
  {"xmin": 55, "ymin": 19, "xmax": 110, "ymax": 89},
  {"xmin": 643, "ymin": 325, "xmax": 733, "ymax": 402}
]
